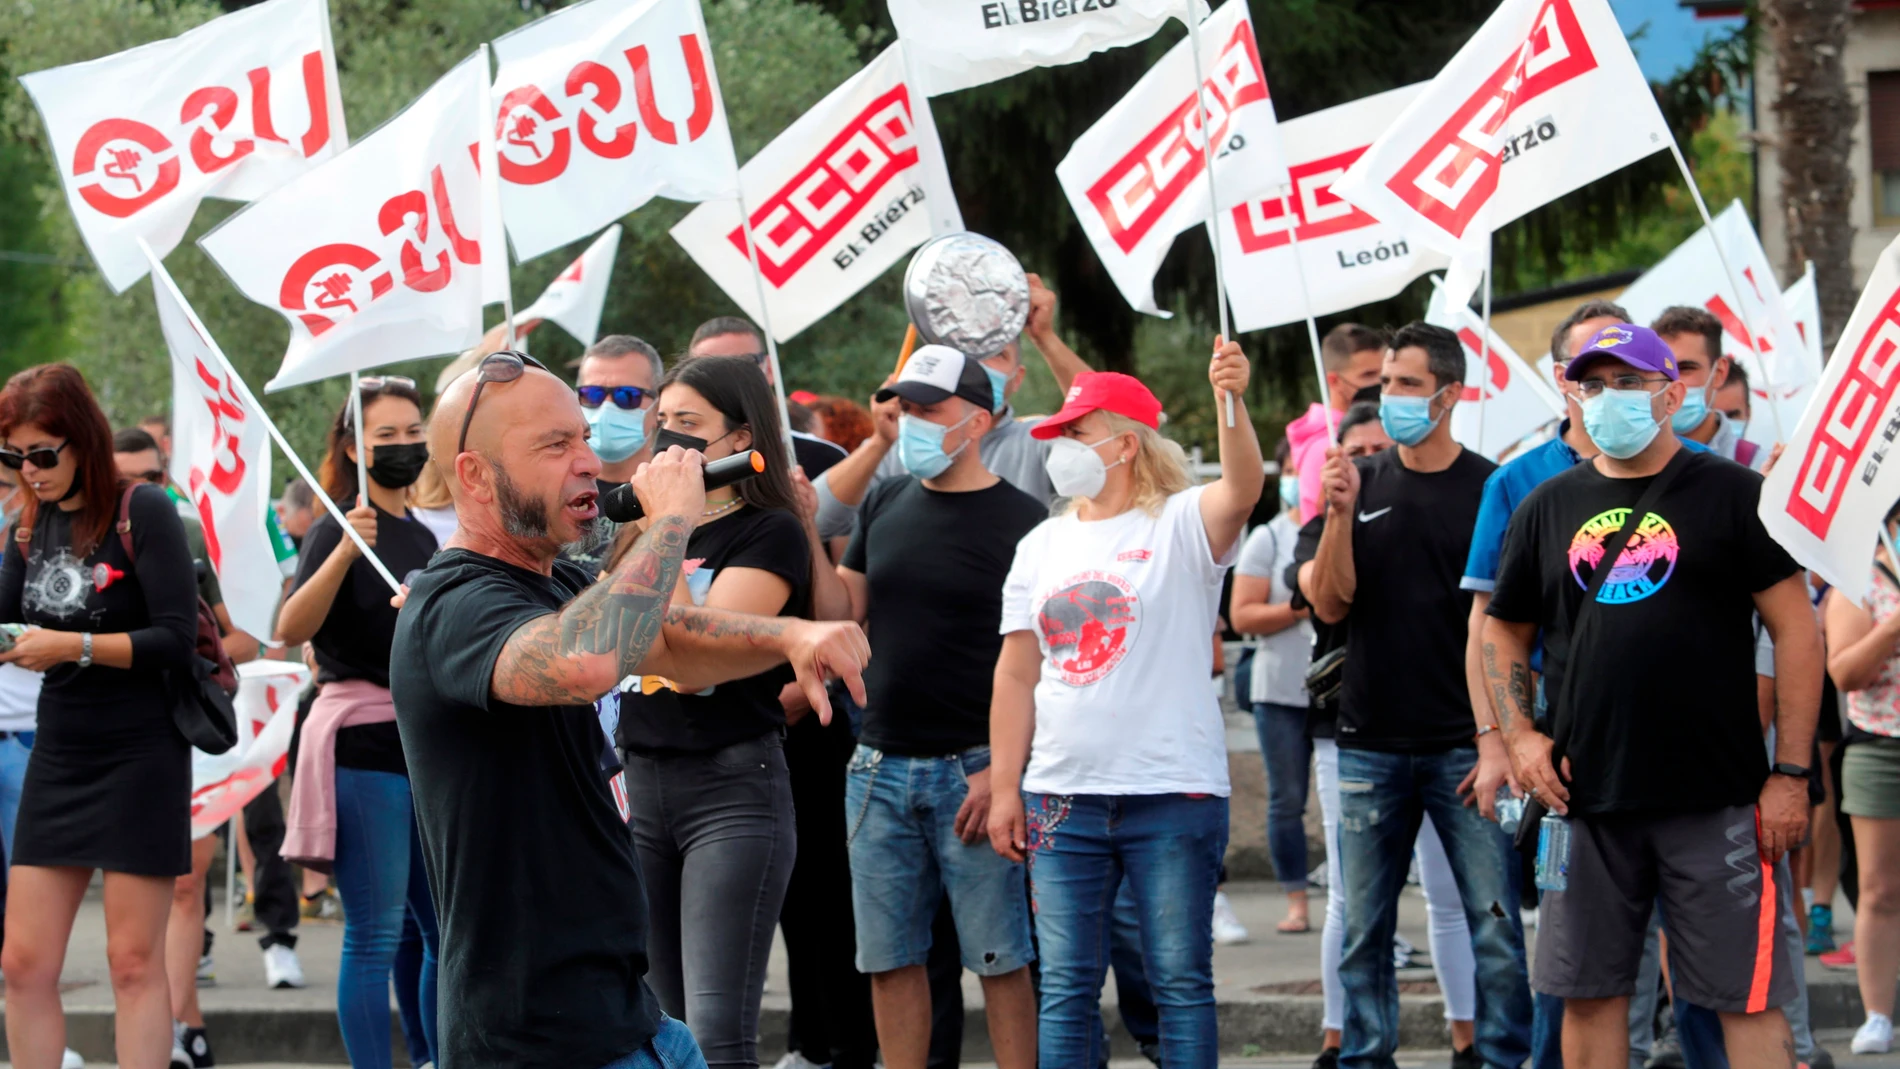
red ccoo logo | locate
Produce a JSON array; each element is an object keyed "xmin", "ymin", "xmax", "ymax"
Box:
[{"xmin": 1786, "ymin": 285, "xmax": 1900, "ymax": 538}]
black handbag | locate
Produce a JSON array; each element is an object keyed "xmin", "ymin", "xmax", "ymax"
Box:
[{"xmin": 1514, "ymin": 449, "xmax": 1691, "ymax": 853}]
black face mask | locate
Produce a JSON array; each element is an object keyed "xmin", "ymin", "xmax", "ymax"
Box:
[
  {"xmin": 650, "ymin": 428, "xmax": 710, "ymax": 455},
  {"xmin": 367, "ymin": 441, "xmax": 429, "ymax": 490}
]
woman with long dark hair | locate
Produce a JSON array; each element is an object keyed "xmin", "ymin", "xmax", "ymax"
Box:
[
  {"xmin": 0, "ymin": 365, "xmax": 200, "ymax": 1069},
  {"xmin": 609, "ymin": 355, "xmax": 812, "ymax": 1069},
  {"xmin": 276, "ymin": 377, "xmax": 441, "ymax": 1069}
]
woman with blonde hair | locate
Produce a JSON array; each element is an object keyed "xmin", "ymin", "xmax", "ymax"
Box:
[{"xmin": 987, "ymin": 342, "xmax": 1263, "ymax": 1068}]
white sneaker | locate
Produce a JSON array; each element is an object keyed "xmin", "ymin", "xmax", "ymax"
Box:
[
  {"xmin": 771, "ymin": 1054, "xmax": 832, "ymax": 1069},
  {"xmin": 1854, "ymin": 1014, "xmax": 1893, "ymax": 1055},
  {"xmin": 1212, "ymin": 891, "xmax": 1249, "ymax": 945},
  {"xmin": 263, "ymin": 943, "xmax": 307, "ymax": 989},
  {"xmin": 170, "ymin": 1022, "xmax": 193, "ymax": 1069},
  {"xmin": 61, "ymin": 1049, "xmax": 84, "ymax": 1069},
  {"xmin": 195, "ymin": 952, "xmax": 215, "ymax": 987}
]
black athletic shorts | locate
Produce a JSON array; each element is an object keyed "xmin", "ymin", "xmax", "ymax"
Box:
[{"xmin": 1533, "ymin": 805, "xmax": 1796, "ymax": 1013}]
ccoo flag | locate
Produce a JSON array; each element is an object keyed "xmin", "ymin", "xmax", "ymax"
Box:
[
  {"xmin": 200, "ymin": 51, "xmax": 506, "ymax": 391},
  {"xmin": 1056, "ymin": 0, "xmax": 1288, "ymax": 316},
  {"xmin": 1218, "ymin": 82, "xmax": 1451, "ymax": 332},
  {"xmin": 143, "ymin": 245, "xmax": 285, "ymax": 642},
  {"xmin": 20, "ymin": 0, "xmax": 347, "ymax": 293},
  {"xmin": 1760, "ymin": 232, "xmax": 1900, "ymax": 601},
  {"xmin": 515, "ymin": 224, "xmax": 623, "ymax": 346},
  {"xmin": 890, "ymin": 0, "xmax": 1193, "ymax": 97},
  {"xmin": 671, "ymin": 45, "xmax": 937, "ymax": 342},
  {"xmin": 488, "ymin": 0, "xmax": 739, "ymax": 263},
  {"xmin": 1331, "ymin": 0, "xmax": 1668, "ymax": 306}
]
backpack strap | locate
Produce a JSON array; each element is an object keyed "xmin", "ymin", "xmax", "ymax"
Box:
[{"xmin": 117, "ymin": 482, "xmax": 140, "ymax": 563}]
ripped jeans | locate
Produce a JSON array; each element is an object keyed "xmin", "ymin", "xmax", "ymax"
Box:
[{"xmin": 1336, "ymin": 746, "xmax": 1531, "ymax": 1069}]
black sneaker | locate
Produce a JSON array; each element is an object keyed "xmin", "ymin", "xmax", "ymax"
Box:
[
  {"xmin": 182, "ymin": 1026, "xmax": 214, "ymax": 1068},
  {"xmin": 1453, "ymin": 1046, "xmax": 1483, "ymax": 1069},
  {"xmin": 1807, "ymin": 1044, "xmax": 1836, "ymax": 1069},
  {"xmin": 1313, "ymin": 1046, "xmax": 1341, "ymax": 1069}
]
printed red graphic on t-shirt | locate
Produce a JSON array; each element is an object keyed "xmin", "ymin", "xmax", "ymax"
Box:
[{"xmin": 1036, "ymin": 570, "xmax": 1140, "ymax": 686}]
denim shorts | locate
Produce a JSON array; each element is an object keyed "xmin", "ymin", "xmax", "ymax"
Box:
[
  {"xmin": 598, "ymin": 1015, "xmax": 706, "ymax": 1069},
  {"xmin": 845, "ymin": 744, "xmax": 1034, "ymax": 976}
]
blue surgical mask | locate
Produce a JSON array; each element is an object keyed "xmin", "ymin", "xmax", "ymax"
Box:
[
  {"xmin": 585, "ymin": 404, "xmax": 648, "ymax": 463},
  {"xmin": 1580, "ymin": 387, "xmax": 1664, "ymax": 460},
  {"xmin": 981, "ymin": 364, "xmax": 1010, "ymax": 414},
  {"xmin": 1278, "ymin": 475, "xmax": 1299, "ymax": 510},
  {"xmin": 897, "ymin": 410, "xmax": 975, "ymax": 479},
  {"xmin": 1379, "ymin": 389, "xmax": 1446, "ymax": 447},
  {"xmin": 1670, "ymin": 385, "xmax": 1709, "ymax": 434}
]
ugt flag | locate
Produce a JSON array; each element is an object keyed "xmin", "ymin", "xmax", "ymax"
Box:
[
  {"xmin": 890, "ymin": 0, "xmax": 1190, "ymax": 97},
  {"xmin": 1760, "ymin": 232, "xmax": 1900, "ymax": 601},
  {"xmin": 489, "ymin": 0, "xmax": 738, "ymax": 263},
  {"xmin": 1332, "ymin": 0, "xmax": 1668, "ymax": 304},
  {"xmin": 201, "ymin": 50, "xmax": 506, "ymax": 391},
  {"xmin": 1056, "ymin": 0, "xmax": 1287, "ymax": 316},
  {"xmin": 1425, "ymin": 276, "xmax": 1565, "ymax": 459},
  {"xmin": 145, "ymin": 245, "xmax": 283, "ymax": 642},
  {"xmin": 671, "ymin": 44, "xmax": 937, "ymax": 342},
  {"xmin": 1616, "ymin": 199, "xmax": 1817, "ymax": 448},
  {"xmin": 1218, "ymin": 82, "xmax": 1451, "ymax": 332},
  {"xmin": 20, "ymin": 0, "xmax": 346, "ymax": 293},
  {"xmin": 516, "ymin": 224, "xmax": 622, "ymax": 346}
]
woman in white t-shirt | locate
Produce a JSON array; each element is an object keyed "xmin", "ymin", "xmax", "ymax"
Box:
[{"xmin": 988, "ymin": 344, "xmax": 1262, "ymax": 1069}]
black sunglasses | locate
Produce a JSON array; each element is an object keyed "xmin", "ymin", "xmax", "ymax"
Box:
[
  {"xmin": 0, "ymin": 440, "xmax": 68, "ymax": 471},
  {"xmin": 577, "ymin": 384, "xmax": 652, "ymax": 410},
  {"xmin": 457, "ymin": 350, "xmax": 548, "ymax": 456}
]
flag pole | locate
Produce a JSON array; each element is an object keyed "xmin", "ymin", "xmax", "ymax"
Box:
[
  {"xmin": 1274, "ymin": 189, "xmax": 1334, "ymax": 443},
  {"xmin": 138, "ymin": 239, "xmax": 402, "ymax": 593},
  {"xmin": 1183, "ymin": 1, "xmax": 1236, "ymax": 428},
  {"xmin": 350, "ymin": 370, "xmax": 370, "ymax": 505},
  {"xmin": 1666, "ymin": 139, "xmax": 1787, "ymax": 444},
  {"xmin": 1479, "ymin": 240, "xmax": 1492, "ymax": 456}
]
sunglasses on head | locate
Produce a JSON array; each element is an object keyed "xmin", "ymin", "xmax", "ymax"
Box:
[
  {"xmin": 458, "ymin": 350, "xmax": 549, "ymax": 456},
  {"xmin": 0, "ymin": 440, "xmax": 69, "ymax": 471},
  {"xmin": 577, "ymin": 384, "xmax": 652, "ymax": 410},
  {"xmin": 359, "ymin": 374, "xmax": 416, "ymax": 393}
]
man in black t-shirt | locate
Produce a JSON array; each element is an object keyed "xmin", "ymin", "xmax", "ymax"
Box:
[
  {"xmin": 834, "ymin": 347, "xmax": 1043, "ymax": 1069},
  {"xmin": 1483, "ymin": 323, "xmax": 1821, "ymax": 1069},
  {"xmin": 1302, "ymin": 323, "xmax": 1531, "ymax": 1069},
  {"xmin": 390, "ymin": 361, "xmax": 869, "ymax": 1069}
]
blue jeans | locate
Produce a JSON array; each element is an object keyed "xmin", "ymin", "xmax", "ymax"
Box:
[
  {"xmin": 1025, "ymin": 792, "xmax": 1228, "ymax": 1069},
  {"xmin": 599, "ymin": 1015, "xmax": 709, "ymax": 1069},
  {"xmin": 0, "ymin": 731, "xmax": 34, "ymax": 862},
  {"xmin": 333, "ymin": 767, "xmax": 439, "ymax": 1069},
  {"xmin": 1252, "ymin": 703, "xmax": 1311, "ymax": 891},
  {"xmin": 1336, "ymin": 747, "xmax": 1531, "ymax": 1069},
  {"xmin": 1108, "ymin": 879, "xmax": 1159, "ymax": 1052},
  {"xmin": 845, "ymin": 745, "xmax": 1033, "ymax": 976}
]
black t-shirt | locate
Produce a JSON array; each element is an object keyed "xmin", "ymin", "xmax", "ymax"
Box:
[
  {"xmin": 616, "ymin": 506, "xmax": 811, "ymax": 754},
  {"xmin": 293, "ymin": 505, "xmax": 438, "ymax": 773},
  {"xmin": 793, "ymin": 432, "xmax": 847, "ymax": 479},
  {"xmin": 1487, "ymin": 450, "xmax": 1799, "ymax": 815},
  {"xmin": 391, "ymin": 548, "xmax": 661, "ymax": 1069},
  {"xmin": 843, "ymin": 476, "xmax": 1047, "ymax": 755},
  {"xmin": 1335, "ymin": 447, "xmax": 1495, "ymax": 752}
]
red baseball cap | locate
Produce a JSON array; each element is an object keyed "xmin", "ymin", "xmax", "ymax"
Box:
[{"xmin": 1030, "ymin": 372, "xmax": 1163, "ymax": 440}]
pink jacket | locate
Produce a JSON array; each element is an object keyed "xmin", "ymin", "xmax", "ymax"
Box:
[
  {"xmin": 282, "ymin": 678, "xmax": 396, "ymax": 874},
  {"xmin": 1287, "ymin": 402, "xmax": 1342, "ymax": 524}
]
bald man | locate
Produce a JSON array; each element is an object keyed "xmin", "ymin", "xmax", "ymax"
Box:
[{"xmin": 389, "ymin": 355, "xmax": 870, "ymax": 1069}]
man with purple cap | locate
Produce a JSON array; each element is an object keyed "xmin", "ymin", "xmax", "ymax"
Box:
[
  {"xmin": 1481, "ymin": 323, "xmax": 1823, "ymax": 1069},
  {"xmin": 836, "ymin": 344, "xmax": 1044, "ymax": 1069}
]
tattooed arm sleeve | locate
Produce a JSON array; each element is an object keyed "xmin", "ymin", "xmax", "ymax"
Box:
[{"xmin": 489, "ymin": 514, "xmax": 693, "ymax": 707}]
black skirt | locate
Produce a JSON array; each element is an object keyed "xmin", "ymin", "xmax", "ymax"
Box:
[{"xmin": 12, "ymin": 704, "xmax": 190, "ymax": 877}]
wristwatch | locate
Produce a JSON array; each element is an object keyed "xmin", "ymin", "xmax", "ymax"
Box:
[
  {"xmin": 77, "ymin": 632, "xmax": 92, "ymax": 669},
  {"xmin": 1770, "ymin": 762, "xmax": 1811, "ymax": 780}
]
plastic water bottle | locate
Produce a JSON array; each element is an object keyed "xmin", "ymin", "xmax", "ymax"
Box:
[
  {"xmin": 1494, "ymin": 787, "xmax": 1526, "ymax": 836},
  {"xmin": 1535, "ymin": 814, "xmax": 1572, "ymax": 892}
]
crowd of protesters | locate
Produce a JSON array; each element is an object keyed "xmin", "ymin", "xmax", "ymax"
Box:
[{"xmin": 0, "ymin": 273, "xmax": 1892, "ymax": 1069}]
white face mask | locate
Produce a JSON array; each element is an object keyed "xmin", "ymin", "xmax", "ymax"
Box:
[{"xmin": 1045, "ymin": 434, "xmax": 1125, "ymax": 500}]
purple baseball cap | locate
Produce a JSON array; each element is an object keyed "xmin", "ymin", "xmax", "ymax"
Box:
[{"xmin": 1563, "ymin": 323, "xmax": 1680, "ymax": 381}]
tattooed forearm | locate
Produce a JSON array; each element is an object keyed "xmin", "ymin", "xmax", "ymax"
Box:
[
  {"xmin": 491, "ymin": 514, "xmax": 691, "ymax": 706},
  {"xmin": 1481, "ymin": 640, "xmax": 1535, "ymax": 733},
  {"xmin": 663, "ymin": 605, "xmax": 788, "ymax": 643}
]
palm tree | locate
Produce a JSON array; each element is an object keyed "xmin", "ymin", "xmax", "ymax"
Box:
[{"xmin": 1762, "ymin": 0, "xmax": 1857, "ymax": 346}]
